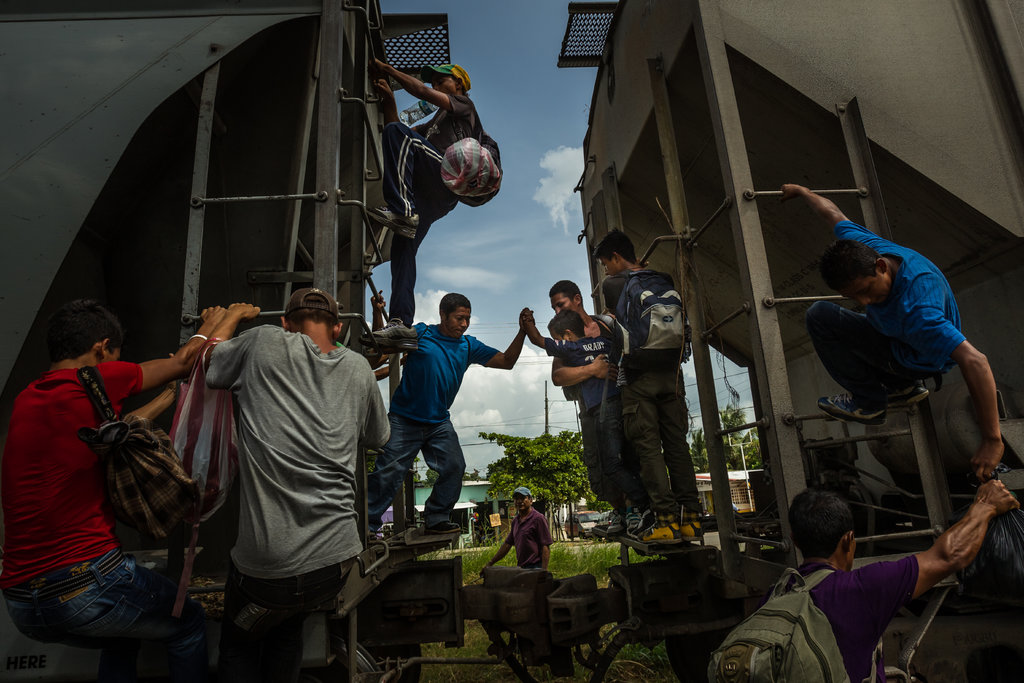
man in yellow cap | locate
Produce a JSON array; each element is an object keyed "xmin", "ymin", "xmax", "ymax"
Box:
[{"xmin": 366, "ymin": 58, "xmax": 499, "ymax": 347}]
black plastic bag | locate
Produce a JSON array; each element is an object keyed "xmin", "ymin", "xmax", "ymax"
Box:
[{"xmin": 957, "ymin": 506, "xmax": 1024, "ymax": 604}]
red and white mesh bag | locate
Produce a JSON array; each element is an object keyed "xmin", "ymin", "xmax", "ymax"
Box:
[{"xmin": 441, "ymin": 137, "xmax": 502, "ymax": 197}]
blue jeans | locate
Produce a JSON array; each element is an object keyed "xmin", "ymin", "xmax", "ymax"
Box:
[
  {"xmin": 581, "ymin": 395, "xmax": 648, "ymax": 506},
  {"xmin": 806, "ymin": 301, "xmax": 934, "ymax": 411},
  {"xmin": 4, "ymin": 549, "xmax": 207, "ymax": 682},
  {"xmin": 368, "ymin": 413, "xmax": 465, "ymax": 529},
  {"xmin": 382, "ymin": 122, "xmax": 459, "ymax": 325},
  {"xmin": 218, "ymin": 561, "xmax": 348, "ymax": 683}
]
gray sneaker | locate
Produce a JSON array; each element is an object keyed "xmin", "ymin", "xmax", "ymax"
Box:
[
  {"xmin": 370, "ymin": 206, "xmax": 419, "ymax": 239},
  {"xmin": 629, "ymin": 509, "xmax": 656, "ymax": 539},
  {"xmin": 362, "ymin": 318, "xmax": 419, "ymax": 351},
  {"xmin": 627, "ymin": 508, "xmax": 655, "ymax": 539}
]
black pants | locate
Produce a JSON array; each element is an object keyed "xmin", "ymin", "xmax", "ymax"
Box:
[{"xmin": 217, "ymin": 560, "xmax": 350, "ymax": 683}]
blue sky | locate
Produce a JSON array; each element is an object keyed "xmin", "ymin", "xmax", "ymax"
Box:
[{"xmin": 374, "ymin": 1, "xmax": 752, "ymax": 476}]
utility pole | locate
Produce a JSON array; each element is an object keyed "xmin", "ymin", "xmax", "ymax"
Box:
[{"xmin": 544, "ymin": 381, "xmax": 550, "ymax": 435}]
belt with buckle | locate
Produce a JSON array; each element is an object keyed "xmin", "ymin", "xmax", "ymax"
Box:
[{"xmin": 3, "ymin": 549, "xmax": 126, "ymax": 602}]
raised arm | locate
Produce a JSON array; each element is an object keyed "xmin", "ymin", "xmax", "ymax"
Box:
[
  {"xmin": 485, "ymin": 325, "xmax": 527, "ymax": 370},
  {"xmin": 780, "ymin": 183, "xmax": 848, "ymax": 227},
  {"xmin": 950, "ymin": 340, "xmax": 1004, "ymax": 480},
  {"xmin": 913, "ymin": 479, "xmax": 1018, "ymax": 597},
  {"xmin": 370, "ymin": 58, "xmax": 452, "ymax": 112}
]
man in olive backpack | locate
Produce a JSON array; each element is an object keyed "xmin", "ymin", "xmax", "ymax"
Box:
[{"xmin": 710, "ymin": 484, "xmax": 1018, "ymax": 682}]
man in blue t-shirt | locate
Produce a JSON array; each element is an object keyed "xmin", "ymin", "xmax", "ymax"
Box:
[
  {"xmin": 781, "ymin": 183, "xmax": 1004, "ymax": 480},
  {"xmin": 367, "ymin": 292, "xmax": 527, "ymax": 534},
  {"xmin": 780, "ymin": 484, "xmax": 1016, "ymax": 682}
]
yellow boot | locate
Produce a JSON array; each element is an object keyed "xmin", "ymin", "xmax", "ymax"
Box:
[
  {"xmin": 641, "ymin": 513, "xmax": 683, "ymax": 544},
  {"xmin": 679, "ymin": 506, "xmax": 703, "ymax": 539}
]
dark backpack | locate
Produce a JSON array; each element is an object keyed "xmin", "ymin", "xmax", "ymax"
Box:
[
  {"xmin": 709, "ymin": 568, "xmax": 851, "ymax": 683},
  {"xmin": 613, "ymin": 269, "xmax": 690, "ymax": 366}
]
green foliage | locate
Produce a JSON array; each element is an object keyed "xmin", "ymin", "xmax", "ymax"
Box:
[
  {"xmin": 481, "ymin": 430, "xmax": 594, "ymax": 506},
  {"xmin": 690, "ymin": 404, "xmax": 763, "ymax": 472}
]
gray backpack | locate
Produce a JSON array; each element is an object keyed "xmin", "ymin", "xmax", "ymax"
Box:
[{"xmin": 708, "ymin": 568, "xmax": 851, "ymax": 683}]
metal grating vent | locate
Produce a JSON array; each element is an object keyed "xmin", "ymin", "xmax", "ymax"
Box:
[
  {"xmin": 558, "ymin": 2, "xmax": 616, "ymax": 68},
  {"xmin": 384, "ymin": 24, "xmax": 451, "ymax": 73}
]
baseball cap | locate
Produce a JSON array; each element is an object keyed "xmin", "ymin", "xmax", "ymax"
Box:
[
  {"xmin": 420, "ymin": 64, "xmax": 471, "ymax": 92},
  {"xmin": 285, "ymin": 287, "xmax": 339, "ymax": 319},
  {"xmin": 513, "ymin": 486, "xmax": 532, "ymax": 498}
]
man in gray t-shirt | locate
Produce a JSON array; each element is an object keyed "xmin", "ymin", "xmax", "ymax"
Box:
[{"xmin": 206, "ymin": 288, "xmax": 389, "ymax": 683}]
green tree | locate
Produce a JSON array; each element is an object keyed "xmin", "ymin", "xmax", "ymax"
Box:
[
  {"xmin": 690, "ymin": 427, "xmax": 709, "ymax": 472},
  {"xmin": 688, "ymin": 404, "xmax": 763, "ymax": 472},
  {"xmin": 481, "ymin": 430, "xmax": 594, "ymax": 507}
]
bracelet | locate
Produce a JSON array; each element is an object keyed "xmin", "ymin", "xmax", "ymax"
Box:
[{"xmin": 189, "ymin": 334, "xmax": 208, "ymax": 342}]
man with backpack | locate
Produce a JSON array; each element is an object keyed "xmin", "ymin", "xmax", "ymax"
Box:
[
  {"xmin": 366, "ymin": 58, "xmax": 500, "ymax": 348},
  {"xmin": 710, "ymin": 483, "xmax": 1019, "ymax": 682},
  {"xmin": 593, "ymin": 230, "xmax": 701, "ymax": 544},
  {"xmin": 1, "ymin": 299, "xmax": 257, "ymax": 683}
]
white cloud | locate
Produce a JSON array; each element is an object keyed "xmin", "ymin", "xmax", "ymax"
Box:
[
  {"xmin": 422, "ymin": 265, "xmax": 511, "ymax": 292},
  {"xmin": 414, "ymin": 288, "xmax": 485, "ymax": 326},
  {"xmin": 532, "ymin": 145, "xmax": 583, "ymax": 235},
  {"xmin": 414, "ymin": 289, "xmax": 447, "ymax": 324}
]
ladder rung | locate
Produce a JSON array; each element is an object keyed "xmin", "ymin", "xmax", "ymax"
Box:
[{"xmin": 802, "ymin": 428, "xmax": 911, "ymax": 449}]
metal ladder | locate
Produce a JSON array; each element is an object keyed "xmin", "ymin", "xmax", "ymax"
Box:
[
  {"xmin": 618, "ymin": 3, "xmax": 956, "ymax": 634},
  {"xmin": 172, "ymin": 3, "xmax": 410, "ymax": 678}
]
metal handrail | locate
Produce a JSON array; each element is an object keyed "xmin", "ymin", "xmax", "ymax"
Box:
[{"xmin": 190, "ymin": 191, "xmax": 328, "ymax": 207}]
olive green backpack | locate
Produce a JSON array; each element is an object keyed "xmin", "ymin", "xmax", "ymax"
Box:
[{"xmin": 708, "ymin": 568, "xmax": 851, "ymax": 683}]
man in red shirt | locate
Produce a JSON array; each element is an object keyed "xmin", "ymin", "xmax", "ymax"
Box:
[{"xmin": 2, "ymin": 299, "xmax": 258, "ymax": 682}]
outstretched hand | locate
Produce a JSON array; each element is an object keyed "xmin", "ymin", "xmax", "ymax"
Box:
[{"xmin": 519, "ymin": 307, "xmax": 535, "ymax": 328}]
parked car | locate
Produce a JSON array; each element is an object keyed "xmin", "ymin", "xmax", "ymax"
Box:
[{"xmin": 566, "ymin": 510, "xmax": 609, "ymax": 538}]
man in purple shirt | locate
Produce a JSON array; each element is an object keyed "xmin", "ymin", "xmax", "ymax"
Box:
[
  {"xmin": 786, "ymin": 482, "xmax": 1018, "ymax": 682},
  {"xmin": 482, "ymin": 487, "xmax": 553, "ymax": 571}
]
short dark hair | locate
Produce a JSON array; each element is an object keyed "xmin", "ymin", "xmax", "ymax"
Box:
[
  {"xmin": 788, "ymin": 489, "xmax": 854, "ymax": 559},
  {"xmin": 46, "ymin": 299, "xmax": 125, "ymax": 363},
  {"xmin": 819, "ymin": 240, "xmax": 879, "ymax": 291},
  {"xmin": 439, "ymin": 292, "xmax": 471, "ymax": 317},
  {"xmin": 548, "ymin": 310, "xmax": 585, "ymax": 338},
  {"xmin": 592, "ymin": 230, "xmax": 637, "ymax": 263},
  {"xmin": 285, "ymin": 309, "xmax": 338, "ymax": 328},
  {"xmin": 548, "ymin": 280, "xmax": 581, "ymax": 300}
]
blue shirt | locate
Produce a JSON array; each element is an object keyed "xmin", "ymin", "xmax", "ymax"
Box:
[
  {"xmin": 543, "ymin": 337, "xmax": 619, "ymax": 412},
  {"xmin": 835, "ymin": 221, "xmax": 965, "ymax": 373},
  {"xmin": 390, "ymin": 323, "xmax": 499, "ymax": 424}
]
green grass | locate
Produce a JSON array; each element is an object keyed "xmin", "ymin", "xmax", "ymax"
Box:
[{"xmin": 414, "ymin": 541, "xmax": 677, "ymax": 682}]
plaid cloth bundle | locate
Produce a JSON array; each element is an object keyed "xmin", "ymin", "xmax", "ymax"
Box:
[{"xmin": 77, "ymin": 366, "xmax": 199, "ymax": 539}]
